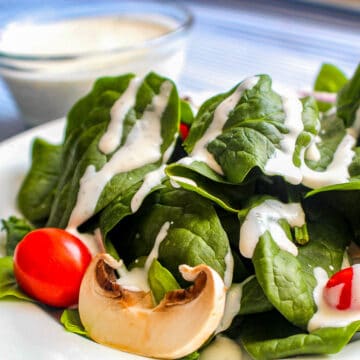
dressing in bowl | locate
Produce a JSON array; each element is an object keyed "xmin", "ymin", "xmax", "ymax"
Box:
[{"xmin": 0, "ymin": 1, "xmax": 193, "ymax": 125}]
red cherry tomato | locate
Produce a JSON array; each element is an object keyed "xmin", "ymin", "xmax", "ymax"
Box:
[
  {"xmin": 13, "ymin": 228, "xmax": 92, "ymax": 308},
  {"xmin": 179, "ymin": 122, "xmax": 190, "ymax": 141},
  {"xmin": 324, "ymin": 266, "xmax": 353, "ymax": 310}
]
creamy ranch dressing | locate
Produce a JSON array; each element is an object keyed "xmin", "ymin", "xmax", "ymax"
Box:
[
  {"xmin": 130, "ymin": 165, "xmax": 166, "ymax": 213},
  {"xmin": 264, "ymin": 94, "xmax": 357, "ymax": 189},
  {"xmin": 223, "ymin": 246, "xmax": 234, "ymax": 288},
  {"xmin": 177, "ymin": 156, "xmax": 194, "ymax": 167},
  {"xmin": 308, "ymin": 266, "xmax": 360, "ymax": 332},
  {"xmin": 185, "ymin": 84, "xmax": 355, "ymax": 189},
  {"xmin": 99, "ymin": 77, "xmax": 142, "ymax": 154},
  {"xmin": 301, "ymin": 132, "xmax": 356, "ymax": 188},
  {"xmin": 169, "ymin": 175, "xmax": 198, "ymax": 189},
  {"xmin": 66, "ymin": 80, "xmax": 172, "ymax": 231},
  {"xmin": 239, "ymin": 199, "xmax": 305, "ymax": 258},
  {"xmin": 117, "ymin": 221, "xmax": 170, "ymax": 292},
  {"xmin": 264, "ymin": 95, "xmax": 304, "ymax": 184},
  {"xmin": 216, "ymin": 284, "xmax": 242, "ymax": 334},
  {"xmin": 0, "ymin": 17, "xmax": 173, "ymax": 56},
  {"xmin": 305, "ymin": 136, "xmax": 321, "ymax": 162},
  {"xmin": 216, "ymin": 276, "xmax": 254, "ymax": 334},
  {"xmin": 66, "ymin": 227, "xmax": 102, "ymax": 256},
  {"xmin": 0, "ymin": 14, "xmax": 186, "ymax": 125},
  {"xmin": 190, "ymin": 76, "xmax": 259, "ymax": 174},
  {"xmin": 200, "ymin": 335, "xmax": 243, "ymax": 360}
]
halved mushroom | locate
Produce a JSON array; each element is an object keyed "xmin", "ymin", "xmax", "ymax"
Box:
[{"xmin": 79, "ymin": 253, "xmax": 226, "ymax": 359}]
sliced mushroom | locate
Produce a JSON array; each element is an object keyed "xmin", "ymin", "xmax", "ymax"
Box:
[{"xmin": 79, "ymin": 253, "xmax": 226, "ymax": 359}]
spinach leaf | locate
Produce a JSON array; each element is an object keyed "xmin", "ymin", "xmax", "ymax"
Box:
[
  {"xmin": 114, "ymin": 186, "xmax": 232, "ymax": 285},
  {"xmin": 166, "ymin": 164, "xmax": 254, "ymax": 212},
  {"xmin": 293, "ymin": 96, "xmax": 319, "ymax": 167},
  {"xmin": 306, "ymin": 181, "xmax": 360, "ymax": 244},
  {"xmin": 60, "ymin": 308, "xmax": 88, "ymax": 337},
  {"xmin": 17, "ymin": 138, "xmax": 62, "ymax": 226},
  {"xmin": 180, "ymin": 98, "xmax": 195, "ymax": 126},
  {"xmin": 98, "ymin": 177, "xmax": 168, "ymax": 259},
  {"xmin": 304, "ymin": 110, "xmax": 347, "ymax": 171},
  {"xmin": 178, "ymin": 352, "xmax": 200, "ymax": 360},
  {"xmin": 0, "ymin": 256, "xmax": 33, "ymax": 301},
  {"xmin": 253, "ymin": 233, "xmax": 315, "ymax": 329},
  {"xmin": 1, "ymin": 216, "xmax": 33, "ymax": 256},
  {"xmin": 172, "ymin": 75, "xmax": 319, "ymax": 189},
  {"xmin": 186, "ymin": 75, "xmax": 286, "ymax": 183},
  {"xmin": 65, "ymin": 74, "xmax": 135, "ymax": 139},
  {"xmin": 239, "ymin": 276, "xmax": 273, "ymax": 315},
  {"xmin": 148, "ymin": 259, "xmax": 180, "ymax": 304},
  {"xmin": 314, "ymin": 63, "xmax": 348, "ymax": 112},
  {"xmin": 241, "ymin": 311, "xmax": 360, "ymax": 360},
  {"xmin": 47, "ymin": 72, "xmax": 179, "ymax": 229},
  {"xmin": 47, "ymin": 128, "xmax": 108, "ymax": 228},
  {"xmin": 252, "ymin": 203, "xmax": 351, "ymax": 329},
  {"xmin": 337, "ymin": 63, "xmax": 360, "ymax": 128}
]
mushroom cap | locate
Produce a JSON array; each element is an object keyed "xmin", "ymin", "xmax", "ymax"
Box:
[{"xmin": 79, "ymin": 253, "xmax": 226, "ymax": 359}]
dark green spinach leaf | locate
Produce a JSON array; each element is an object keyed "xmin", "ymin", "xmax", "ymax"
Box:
[
  {"xmin": 17, "ymin": 138, "xmax": 62, "ymax": 226},
  {"xmin": 314, "ymin": 63, "xmax": 347, "ymax": 112},
  {"xmin": 1, "ymin": 216, "xmax": 33, "ymax": 256},
  {"xmin": 241, "ymin": 311, "xmax": 360, "ymax": 360},
  {"xmin": 0, "ymin": 256, "xmax": 33, "ymax": 301}
]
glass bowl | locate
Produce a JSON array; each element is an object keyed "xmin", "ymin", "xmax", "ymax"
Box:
[{"xmin": 0, "ymin": 1, "xmax": 193, "ymax": 126}]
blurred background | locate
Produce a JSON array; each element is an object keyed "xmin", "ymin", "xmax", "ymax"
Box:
[{"xmin": 0, "ymin": 0, "xmax": 359, "ymax": 140}]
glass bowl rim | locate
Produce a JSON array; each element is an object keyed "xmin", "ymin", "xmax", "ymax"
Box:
[{"xmin": 0, "ymin": 0, "xmax": 193, "ymax": 62}]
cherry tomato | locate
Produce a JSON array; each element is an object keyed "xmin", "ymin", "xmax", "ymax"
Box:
[
  {"xmin": 179, "ymin": 122, "xmax": 190, "ymax": 141},
  {"xmin": 324, "ymin": 266, "xmax": 354, "ymax": 310},
  {"xmin": 13, "ymin": 228, "xmax": 92, "ymax": 308}
]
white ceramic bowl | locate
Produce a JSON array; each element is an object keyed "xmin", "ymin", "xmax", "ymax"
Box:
[{"xmin": 0, "ymin": 1, "xmax": 193, "ymax": 126}]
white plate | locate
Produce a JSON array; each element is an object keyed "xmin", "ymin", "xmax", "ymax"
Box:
[{"xmin": 0, "ymin": 119, "xmax": 359, "ymax": 360}]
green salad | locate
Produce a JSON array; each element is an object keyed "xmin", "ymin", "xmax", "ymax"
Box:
[{"xmin": 1, "ymin": 63, "xmax": 360, "ymax": 360}]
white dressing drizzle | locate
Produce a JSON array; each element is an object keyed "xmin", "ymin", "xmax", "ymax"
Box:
[
  {"xmin": 66, "ymin": 227, "xmax": 101, "ymax": 256},
  {"xmin": 169, "ymin": 175, "xmax": 197, "ymax": 189},
  {"xmin": 116, "ymin": 221, "xmax": 170, "ymax": 292},
  {"xmin": 308, "ymin": 266, "xmax": 360, "ymax": 332},
  {"xmin": 98, "ymin": 77, "xmax": 142, "ymax": 154},
  {"xmin": 215, "ymin": 284, "xmax": 242, "ymax": 334},
  {"xmin": 301, "ymin": 132, "xmax": 356, "ymax": 189},
  {"xmin": 264, "ymin": 95, "xmax": 303, "ymax": 184},
  {"xmin": 116, "ymin": 265, "xmax": 150, "ymax": 292},
  {"xmin": 239, "ymin": 199, "xmax": 305, "ymax": 258},
  {"xmin": 305, "ymin": 135, "xmax": 321, "ymax": 162},
  {"xmin": 200, "ymin": 335, "xmax": 243, "ymax": 360},
  {"xmin": 264, "ymin": 95, "xmax": 357, "ymax": 189},
  {"xmin": 66, "ymin": 80, "xmax": 172, "ymax": 230},
  {"xmin": 0, "ymin": 17, "xmax": 173, "ymax": 56},
  {"xmin": 177, "ymin": 156, "xmax": 194, "ymax": 167},
  {"xmin": 171, "ymin": 156, "xmax": 196, "ymax": 178},
  {"xmin": 162, "ymin": 134, "xmax": 178, "ymax": 164},
  {"xmin": 191, "ymin": 76, "xmax": 259, "ymax": 174},
  {"xmin": 130, "ymin": 165, "xmax": 166, "ymax": 213},
  {"xmin": 223, "ymin": 246, "xmax": 234, "ymax": 288},
  {"xmin": 216, "ymin": 276, "xmax": 253, "ymax": 334}
]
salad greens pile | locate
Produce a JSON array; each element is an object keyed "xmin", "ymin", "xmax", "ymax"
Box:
[{"xmin": 1, "ymin": 63, "xmax": 360, "ymax": 359}]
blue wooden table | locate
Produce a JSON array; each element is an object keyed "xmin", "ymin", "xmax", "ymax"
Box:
[{"xmin": 0, "ymin": 0, "xmax": 359, "ymax": 141}]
